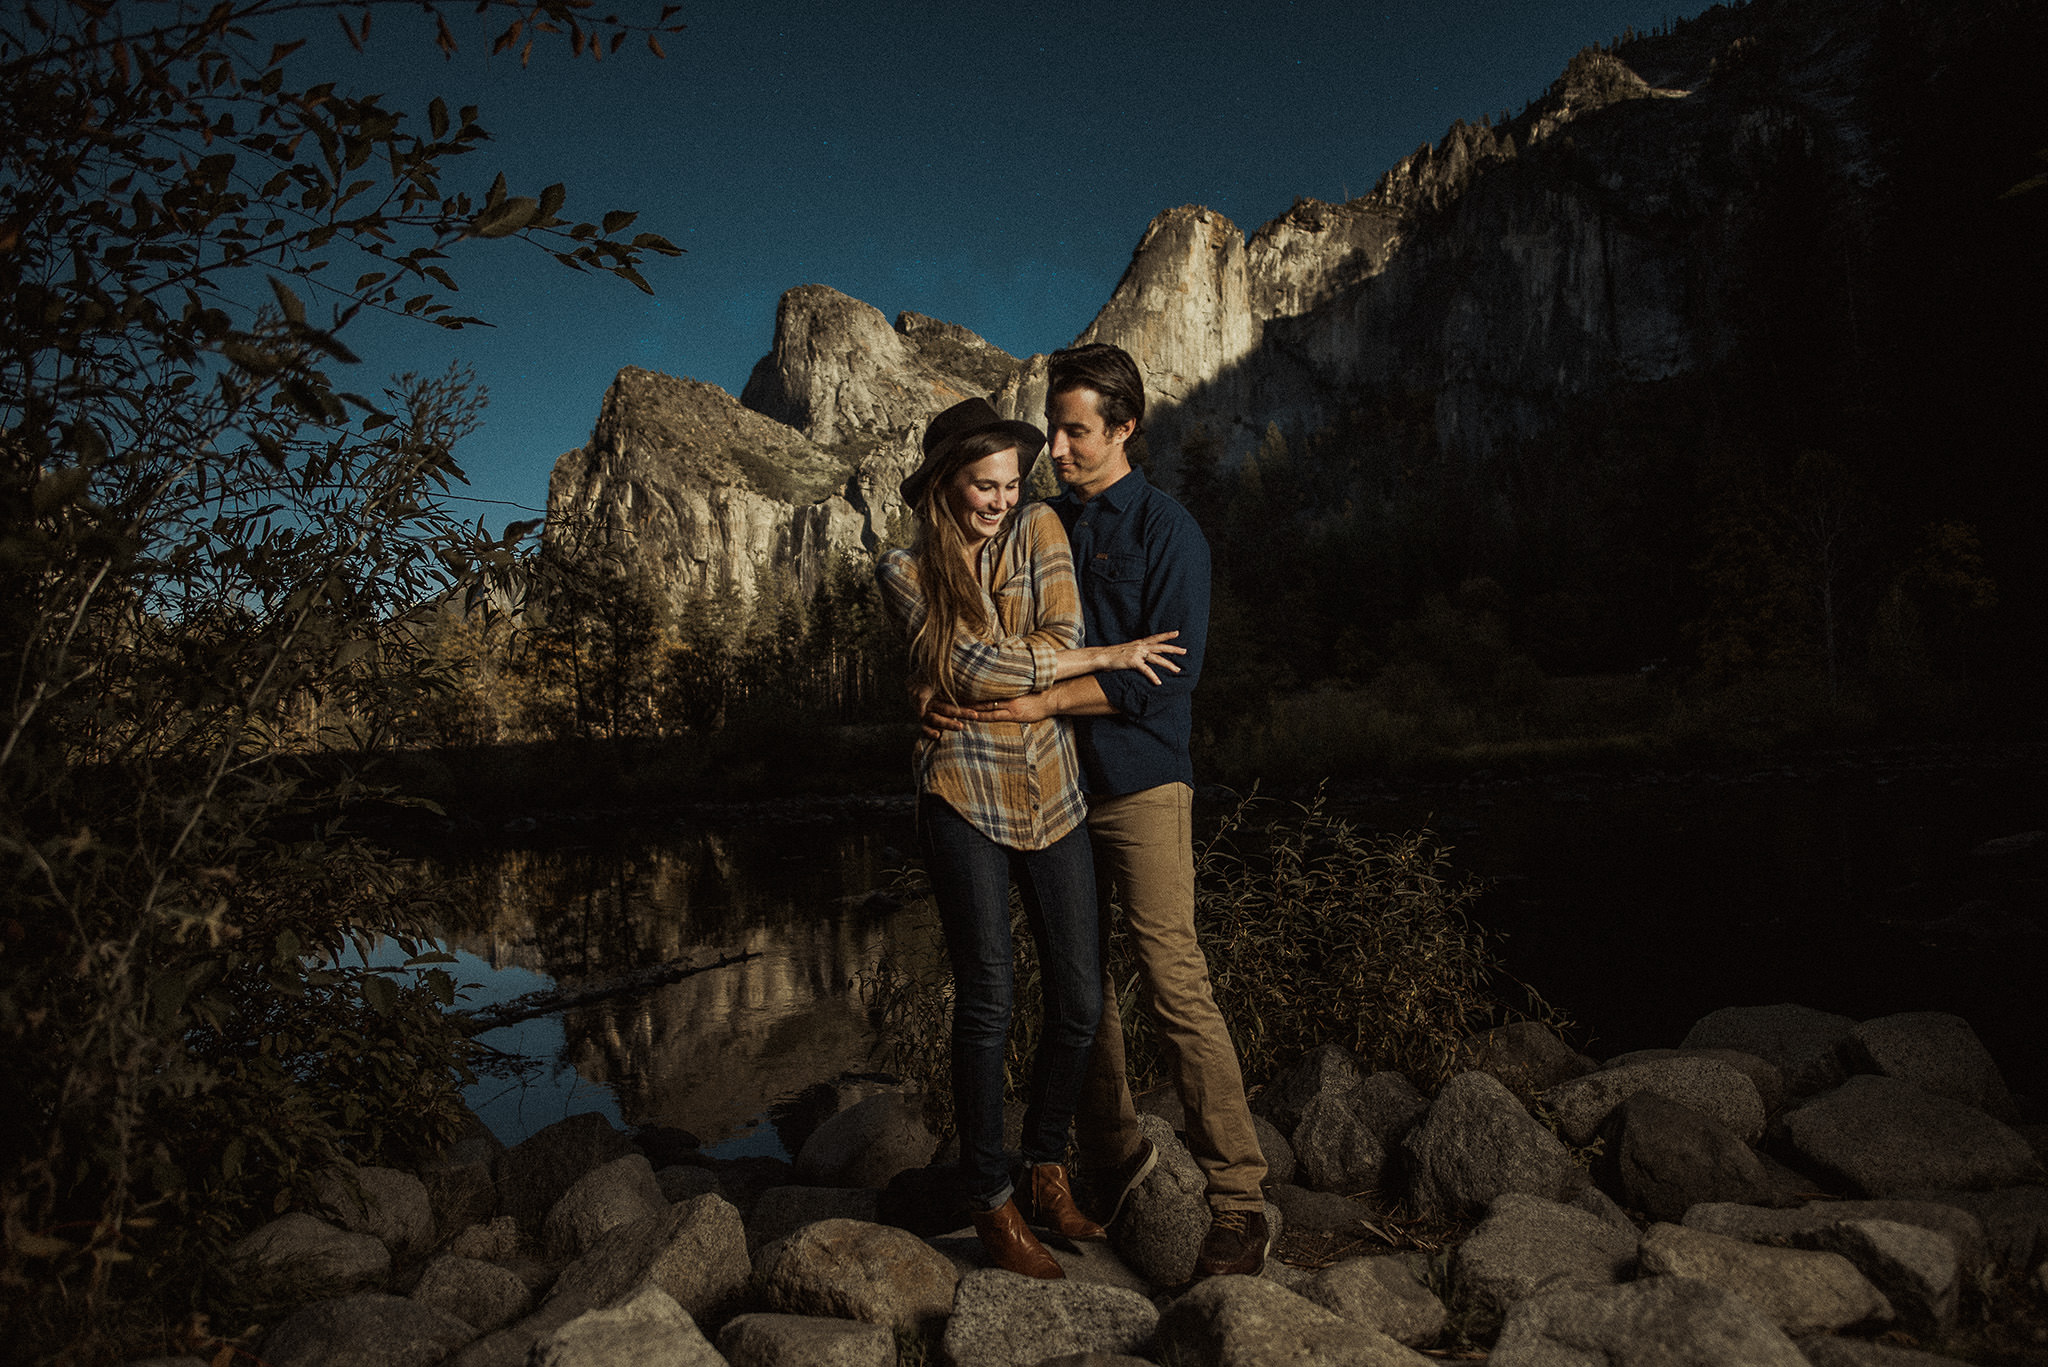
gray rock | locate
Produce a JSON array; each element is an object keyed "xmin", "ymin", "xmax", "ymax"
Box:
[
  {"xmin": 262, "ymin": 1293, "xmax": 476, "ymax": 1367},
  {"xmin": 1636, "ymin": 1222, "xmax": 1892, "ymax": 1335},
  {"xmin": 411, "ymin": 1254, "xmax": 532, "ymax": 1334},
  {"xmin": 446, "ymin": 1214, "xmax": 526, "ymax": 1264},
  {"xmin": 1250, "ymin": 1114, "xmax": 1294, "ymax": 1188},
  {"xmin": 531, "ymin": 1286, "xmax": 722, "ymax": 1367},
  {"xmin": 1267, "ymin": 1183, "xmax": 1381, "ymax": 1235},
  {"xmin": 1567, "ymin": 1182, "xmax": 1639, "ymax": 1235},
  {"xmin": 228, "ymin": 1213, "xmax": 391, "ymax": 1303},
  {"xmin": 1681, "ymin": 1004, "xmax": 1857, "ymax": 1097},
  {"xmin": 1153, "ymin": 1274, "xmax": 1431, "ymax": 1366},
  {"xmin": 1603, "ymin": 1047, "xmax": 1788, "ymax": 1115},
  {"xmin": 1029, "ymin": 1356, "xmax": 1156, "ymax": 1367},
  {"xmin": 746, "ymin": 1185, "xmax": 883, "ymax": 1254},
  {"xmin": 124, "ymin": 1360, "xmax": 208, "ymax": 1367},
  {"xmin": 1803, "ymin": 1218, "xmax": 1960, "ymax": 1337},
  {"xmin": 1490, "ymin": 1276, "xmax": 1809, "ymax": 1366},
  {"xmin": 927, "ymin": 1226, "xmax": 1154, "ymax": 1292},
  {"xmin": 1300, "ymin": 1255, "xmax": 1446, "ymax": 1346},
  {"xmin": 940, "ymin": 1267, "xmax": 1160, "ymax": 1367},
  {"xmin": 1294, "ymin": 1072, "xmax": 1428, "ymax": 1196},
  {"xmin": 1110, "ymin": 1114, "xmax": 1210, "ymax": 1285},
  {"xmin": 445, "ymin": 1328, "xmax": 533, "ymax": 1367},
  {"xmin": 548, "ymin": 1193, "xmax": 750, "ymax": 1327},
  {"xmin": 1135, "ymin": 1084, "xmax": 1186, "ymax": 1132},
  {"xmin": 543, "ymin": 1153, "xmax": 669, "ymax": 1261},
  {"xmin": 496, "ymin": 1112, "xmax": 637, "ymax": 1232},
  {"xmin": 420, "ymin": 1115, "xmax": 504, "ymax": 1241},
  {"xmin": 1844, "ymin": 1012, "xmax": 2021, "ymax": 1123},
  {"xmin": 1596, "ymin": 1090, "xmax": 1783, "ymax": 1222},
  {"xmin": 309, "ymin": 1165, "xmax": 436, "ymax": 1261},
  {"xmin": 1402, "ymin": 1071, "xmax": 1580, "ymax": 1219},
  {"xmin": 1779, "ymin": 1076, "xmax": 2043, "ymax": 1196},
  {"xmin": 1255, "ymin": 1044, "xmax": 1368, "ymax": 1134},
  {"xmin": 1450, "ymin": 1192, "xmax": 1637, "ymax": 1324},
  {"xmin": 753, "ymin": 1217, "xmax": 958, "ymax": 1333},
  {"xmin": 1894, "ymin": 1185, "xmax": 2048, "ymax": 1273},
  {"xmin": 1542, "ymin": 1055, "xmax": 1765, "ymax": 1147},
  {"xmin": 658, "ymin": 1164, "xmax": 721, "ymax": 1204},
  {"xmin": 791, "ymin": 1092, "xmax": 937, "ymax": 1190},
  {"xmin": 1454, "ymin": 1023, "xmax": 1597, "ymax": 1103},
  {"xmin": 1682, "ymin": 1199, "xmax": 1988, "ymax": 1278},
  {"xmin": 1797, "ymin": 1337, "xmax": 1979, "ymax": 1366},
  {"xmin": 718, "ymin": 1313, "xmax": 895, "ymax": 1367}
]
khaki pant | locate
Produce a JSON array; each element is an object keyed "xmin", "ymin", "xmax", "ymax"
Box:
[{"xmin": 1076, "ymin": 782, "xmax": 1267, "ymax": 1212}]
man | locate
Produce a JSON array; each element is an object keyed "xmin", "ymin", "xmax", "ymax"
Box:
[{"xmin": 934, "ymin": 343, "xmax": 1269, "ymax": 1277}]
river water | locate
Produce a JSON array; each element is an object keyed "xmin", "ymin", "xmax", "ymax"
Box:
[{"xmin": 382, "ymin": 744, "xmax": 2046, "ymax": 1156}]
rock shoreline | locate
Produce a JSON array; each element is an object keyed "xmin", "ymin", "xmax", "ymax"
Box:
[{"xmin": 161, "ymin": 1004, "xmax": 2046, "ymax": 1366}]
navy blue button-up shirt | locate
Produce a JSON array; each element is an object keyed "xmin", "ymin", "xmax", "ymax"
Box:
[{"xmin": 1051, "ymin": 467, "xmax": 1210, "ymax": 796}]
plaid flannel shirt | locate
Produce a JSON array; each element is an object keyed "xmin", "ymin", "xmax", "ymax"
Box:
[{"xmin": 876, "ymin": 501, "xmax": 1088, "ymax": 851}]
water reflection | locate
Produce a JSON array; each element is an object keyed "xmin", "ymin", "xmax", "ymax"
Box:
[{"xmin": 420, "ymin": 812, "xmax": 929, "ymax": 1154}]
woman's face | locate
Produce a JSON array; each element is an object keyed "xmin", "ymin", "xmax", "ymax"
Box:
[{"xmin": 947, "ymin": 447, "xmax": 1021, "ymax": 546}]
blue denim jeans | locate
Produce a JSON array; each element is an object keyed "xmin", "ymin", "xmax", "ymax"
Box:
[{"xmin": 919, "ymin": 796, "xmax": 1102, "ymax": 1211}]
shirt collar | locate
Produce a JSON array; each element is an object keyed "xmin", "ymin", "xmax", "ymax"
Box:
[{"xmin": 1058, "ymin": 465, "xmax": 1146, "ymax": 514}]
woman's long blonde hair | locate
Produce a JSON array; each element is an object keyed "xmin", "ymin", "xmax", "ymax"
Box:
[{"xmin": 908, "ymin": 431, "xmax": 1024, "ymax": 705}]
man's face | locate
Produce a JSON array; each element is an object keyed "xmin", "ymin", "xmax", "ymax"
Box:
[{"xmin": 1045, "ymin": 385, "xmax": 1134, "ymax": 501}]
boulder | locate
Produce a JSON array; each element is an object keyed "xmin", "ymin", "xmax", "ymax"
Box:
[
  {"xmin": 446, "ymin": 1215, "xmax": 525, "ymax": 1264},
  {"xmin": 1603, "ymin": 1047, "xmax": 1788, "ymax": 1115},
  {"xmin": 227, "ymin": 1213, "xmax": 390, "ymax": 1303},
  {"xmin": 411, "ymin": 1254, "xmax": 532, "ymax": 1334},
  {"xmin": 1798, "ymin": 1337, "xmax": 1981, "ymax": 1366},
  {"xmin": 1450, "ymin": 1192, "xmax": 1637, "ymax": 1324},
  {"xmin": 753, "ymin": 1218, "xmax": 959, "ymax": 1334},
  {"xmin": 658, "ymin": 1164, "xmax": 721, "ymax": 1204},
  {"xmin": 1401, "ymin": 1072, "xmax": 1580, "ymax": 1218},
  {"xmin": 1843, "ymin": 1012, "xmax": 2020, "ymax": 1123},
  {"xmin": 926, "ymin": 1226, "xmax": 1153, "ymax": 1292},
  {"xmin": 542, "ymin": 1154, "xmax": 670, "ymax": 1261},
  {"xmin": 1453, "ymin": 1023, "xmax": 1597, "ymax": 1102},
  {"xmin": 747, "ymin": 1185, "xmax": 883, "ymax": 1254},
  {"xmin": 1681, "ymin": 1004, "xmax": 1856, "ymax": 1097},
  {"xmin": 531, "ymin": 1286, "xmax": 722, "ymax": 1367},
  {"xmin": 1293, "ymin": 1072, "xmax": 1428, "ymax": 1196},
  {"xmin": 1490, "ymin": 1276, "xmax": 1809, "ymax": 1366},
  {"xmin": 717, "ymin": 1313, "xmax": 896, "ymax": 1367},
  {"xmin": 939, "ymin": 1268, "xmax": 1160, "ymax": 1367},
  {"xmin": 1635, "ymin": 1222, "xmax": 1892, "ymax": 1335},
  {"xmin": 547, "ymin": 1193, "xmax": 750, "ymax": 1327},
  {"xmin": 419, "ymin": 1114, "xmax": 503, "ymax": 1240},
  {"xmin": 1267, "ymin": 1184, "xmax": 1380, "ymax": 1236},
  {"xmin": 1595, "ymin": 1091, "xmax": 1784, "ymax": 1221},
  {"xmin": 1779, "ymin": 1076, "xmax": 2042, "ymax": 1196},
  {"xmin": 1153, "ymin": 1274, "xmax": 1431, "ymax": 1366},
  {"xmin": 1682, "ymin": 1200, "xmax": 1987, "ymax": 1278},
  {"xmin": 1109, "ymin": 1114, "xmax": 1210, "ymax": 1285},
  {"xmin": 1893, "ymin": 1185, "xmax": 2048, "ymax": 1273},
  {"xmin": 1568, "ymin": 1182, "xmax": 1639, "ymax": 1235},
  {"xmin": 1300, "ymin": 1255, "xmax": 1446, "ymax": 1347},
  {"xmin": 1250, "ymin": 1114, "xmax": 1295, "ymax": 1187},
  {"xmin": 1802, "ymin": 1218, "xmax": 1960, "ymax": 1337},
  {"xmin": 495, "ymin": 1112, "xmax": 637, "ymax": 1232},
  {"xmin": 1254, "ymin": 1044, "xmax": 1368, "ymax": 1134},
  {"xmin": 792, "ymin": 1092, "xmax": 937, "ymax": 1190},
  {"xmin": 261, "ymin": 1293, "xmax": 475, "ymax": 1367},
  {"xmin": 310, "ymin": 1164, "xmax": 436, "ymax": 1261},
  {"xmin": 1542, "ymin": 1056, "xmax": 1765, "ymax": 1147}
]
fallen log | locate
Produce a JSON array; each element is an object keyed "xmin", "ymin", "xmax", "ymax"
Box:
[{"xmin": 456, "ymin": 948, "xmax": 759, "ymax": 1032}]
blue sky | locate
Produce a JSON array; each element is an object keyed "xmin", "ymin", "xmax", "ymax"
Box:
[{"xmin": 305, "ymin": 1, "xmax": 1700, "ymax": 522}]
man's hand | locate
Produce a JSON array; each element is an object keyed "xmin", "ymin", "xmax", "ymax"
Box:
[
  {"xmin": 963, "ymin": 692, "xmax": 1055, "ymax": 725},
  {"xmin": 920, "ymin": 698, "xmax": 975, "ymax": 741}
]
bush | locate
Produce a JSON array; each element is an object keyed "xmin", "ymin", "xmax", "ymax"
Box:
[{"xmin": 862, "ymin": 792, "xmax": 1526, "ymax": 1136}]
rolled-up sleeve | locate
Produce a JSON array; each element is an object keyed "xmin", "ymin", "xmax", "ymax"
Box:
[
  {"xmin": 1092, "ymin": 501, "xmax": 1208, "ymax": 720},
  {"xmin": 877, "ymin": 506, "xmax": 1082, "ymax": 701}
]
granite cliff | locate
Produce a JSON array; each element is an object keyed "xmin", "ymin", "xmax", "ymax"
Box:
[{"xmin": 544, "ymin": 0, "xmax": 2043, "ymax": 661}]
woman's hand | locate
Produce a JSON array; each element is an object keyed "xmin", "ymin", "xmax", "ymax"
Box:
[{"xmin": 1097, "ymin": 630, "xmax": 1184, "ymax": 685}]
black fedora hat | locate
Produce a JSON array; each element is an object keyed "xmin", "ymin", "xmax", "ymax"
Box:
[{"xmin": 899, "ymin": 397, "xmax": 1045, "ymax": 509}]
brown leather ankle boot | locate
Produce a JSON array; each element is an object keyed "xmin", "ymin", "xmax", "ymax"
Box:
[
  {"xmin": 1028, "ymin": 1163, "xmax": 1106, "ymax": 1240},
  {"xmin": 971, "ymin": 1197, "xmax": 1064, "ymax": 1278}
]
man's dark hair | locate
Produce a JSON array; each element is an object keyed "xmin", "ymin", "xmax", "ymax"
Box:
[{"xmin": 1048, "ymin": 343, "xmax": 1145, "ymax": 440}]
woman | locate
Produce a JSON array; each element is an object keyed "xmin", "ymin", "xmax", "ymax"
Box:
[{"xmin": 877, "ymin": 396, "xmax": 1181, "ymax": 1279}]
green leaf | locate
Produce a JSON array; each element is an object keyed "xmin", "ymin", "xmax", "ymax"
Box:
[
  {"xmin": 32, "ymin": 465, "xmax": 91, "ymax": 515},
  {"xmin": 362, "ymin": 974, "xmax": 398, "ymax": 1016},
  {"xmin": 430, "ymin": 97, "xmax": 449, "ymax": 139},
  {"xmin": 539, "ymin": 183, "xmax": 566, "ymax": 218},
  {"xmin": 602, "ymin": 209, "xmax": 636, "ymax": 234},
  {"xmin": 471, "ymin": 197, "xmax": 540, "ymax": 238}
]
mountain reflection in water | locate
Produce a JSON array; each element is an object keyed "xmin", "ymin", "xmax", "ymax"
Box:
[{"xmin": 415, "ymin": 808, "xmax": 925, "ymax": 1156}]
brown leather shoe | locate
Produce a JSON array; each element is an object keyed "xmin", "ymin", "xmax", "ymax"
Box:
[
  {"xmin": 1026, "ymin": 1163, "xmax": 1106, "ymax": 1241},
  {"xmin": 1194, "ymin": 1208, "xmax": 1270, "ymax": 1277},
  {"xmin": 972, "ymin": 1197, "xmax": 1065, "ymax": 1279}
]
